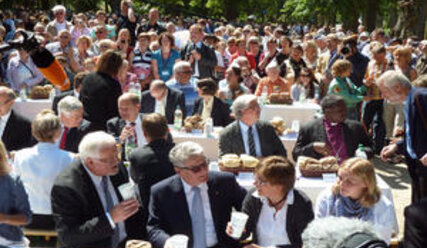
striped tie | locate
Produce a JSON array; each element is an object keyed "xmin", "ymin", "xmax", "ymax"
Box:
[
  {"xmin": 248, "ymin": 126, "xmax": 256, "ymax": 156},
  {"xmin": 102, "ymin": 177, "xmax": 120, "ymax": 248}
]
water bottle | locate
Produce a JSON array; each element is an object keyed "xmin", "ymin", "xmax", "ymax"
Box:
[
  {"xmin": 134, "ymin": 82, "xmax": 141, "ymax": 99},
  {"xmin": 19, "ymin": 88, "xmax": 27, "ymax": 101},
  {"xmin": 260, "ymin": 85, "xmax": 268, "ymax": 105},
  {"xmin": 128, "ymin": 81, "xmax": 136, "ymax": 94},
  {"xmin": 49, "ymin": 88, "xmax": 56, "ymax": 101},
  {"xmin": 204, "ymin": 117, "xmax": 214, "ymax": 138},
  {"xmin": 125, "ymin": 135, "xmax": 136, "ymax": 161},
  {"xmin": 174, "ymin": 106, "xmax": 183, "ymax": 130},
  {"xmin": 355, "ymin": 144, "xmax": 367, "ymax": 159}
]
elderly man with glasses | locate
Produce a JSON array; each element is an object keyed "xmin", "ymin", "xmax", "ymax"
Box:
[
  {"xmin": 45, "ymin": 29, "xmax": 79, "ymax": 73},
  {"xmin": 147, "ymin": 141, "xmax": 247, "ymax": 248},
  {"xmin": 46, "ymin": 5, "xmax": 72, "ymax": 38},
  {"xmin": 51, "ymin": 131, "xmax": 144, "ymax": 248}
]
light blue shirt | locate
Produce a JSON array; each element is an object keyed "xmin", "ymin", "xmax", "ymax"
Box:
[
  {"xmin": 13, "ymin": 142, "xmax": 76, "ymax": 215},
  {"xmin": 239, "ymin": 121, "xmax": 262, "ymax": 157},
  {"xmin": 166, "ymin": 77, "xmax": 199, "ymax": 116}
]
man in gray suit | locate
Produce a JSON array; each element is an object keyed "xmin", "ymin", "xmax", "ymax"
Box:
[{"xmin": 219, "ymin": 94, "xmax": 287, "ymax": 157}]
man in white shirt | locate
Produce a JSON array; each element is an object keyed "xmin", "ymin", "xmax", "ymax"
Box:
[
  {"xmin": 147, "ymin": 141, "xmax": 247, "ymax": 248},
  {"xmin": 51, "ymin": 131, "xmax": 143, "ymax": 248}
]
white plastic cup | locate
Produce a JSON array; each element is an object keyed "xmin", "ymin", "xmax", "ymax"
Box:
[
  {"xmin": 168, "ymin": 234, "xmax": 189, "ymax": 248},
  {"xmin": 230, "ymin": 212, "xmax": 249, "ymax": 239},
  {"xmin": 291, "ymin": 120, "xmax": 300, "ymax": 132},
  {"xmin": 118, "ymin": 182, "xmax": 136, "ymax": 201}
]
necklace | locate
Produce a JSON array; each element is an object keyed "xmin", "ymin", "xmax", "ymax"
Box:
[{"xmin": 268, "ymin": 193, "xmax": 287, "ymax": 208}]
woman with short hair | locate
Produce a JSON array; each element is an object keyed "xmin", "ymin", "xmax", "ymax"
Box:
[
  {"xmin": 151, "ymin": 32, "xmax": 180, "ymax": 82},
  {"xmin": 315, "ymin": 157, "xmax": 397, "ymax": 244},
  {"xmin": 229, "ymin": 156, "xmax": 314, "ymax": 248},
  {"xmin": 13, "ymin": 110, "xmax": 75, "ymax": 229}
]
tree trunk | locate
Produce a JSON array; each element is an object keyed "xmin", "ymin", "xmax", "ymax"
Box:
[
  {"xmin": 416, "ymin": 0, "xmax": 426, "ymax": 39},
  {"xmin": 393, "ymin": 0, "xmax": 421, "ymax": 38},
  {"xmin": 365, "ymin": 0, "xmax": 377, "ymax": 32}
]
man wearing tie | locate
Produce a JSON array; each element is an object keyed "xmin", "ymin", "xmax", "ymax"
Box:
[
  {"xmin": 140, "ymin": 80, "xmax": 186, "ymax": 124},
  {"xmin": 378, "ymin": 71, "xmax": 427, "ymax": 202},
  {"xmin": 219, "ymin": 94, "xmax": 287, "ymax": 157},
  {"xmin": 51, "ymin": 131, "xmax": 143, "ymax": 248},
  {"xmin": 107, "ymin": 93, "xmax": 147, "ymax": 148},
  {"xmin": 147, "ymin": 141, "xmax": 247, "ymax": 248},
  {"xmin": 57, "ymin": 96, "xmax": 95, "ymax": 153},
  {"xmin": 180, "ymin": 24, "xmax": 217, "ymax": 79}
]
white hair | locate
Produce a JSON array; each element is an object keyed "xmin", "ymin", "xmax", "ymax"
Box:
[
  {"xmin": 173, "ymin": 61, "xmax": 191, "ymax": 74},
  {"xmin": 57, "ymin": 96, "xmax": 83, "ymax": 116},
  {"xmin": 376, "ymin": 70, "xmax": 411, "ymax": 89},
  {"xmin": 266, "ymin": 60, "xmax": 280, "ymax": 71},
  {"xmin": 232, "ymin": 94, "xmax": 257, "ymax": 120},
  {"xmin": 52, "ymin": 5, "xmax": 66, "ymax": 14},
  {"xmin": 302, "ymin": 217, "xmax": 382, "ymax": 248},
  {"xmin": 79, "ymin": 131, "xmax": 116, "ymax": 162},
  {"xmin": 169, "ymin": 141, "xmax": 205, "ymax": 168}
]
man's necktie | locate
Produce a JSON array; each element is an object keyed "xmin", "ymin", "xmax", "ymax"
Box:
[
  {"xmin": 102, "ymin": 177, "xmax": 120, "ymax": 248},
  {"xmin": 191, "ymin": 186, "xmax": 206, "ymax": 248},
  {"xmin": 248, "ymin": 126, "xmax": 256, "ymax": 156},
  {"xmin": 59, "ymin": 127, "xmax": 68, "ymax": 149}
]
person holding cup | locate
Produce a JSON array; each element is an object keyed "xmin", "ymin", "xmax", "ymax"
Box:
[{"xmin": 228, "ymin": 156, "xmax": 314, "ymax": 248}]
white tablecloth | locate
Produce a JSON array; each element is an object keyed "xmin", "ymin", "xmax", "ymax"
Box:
[
  {"xmin": 260, "ymin": 102, "xmax": 321, "ymax": 124},
  {"xmin": 210, "ymin": 162, "xmax": 399, "ymax": 234},
  {"xmin": 13, "ymin": 99, "xmax": 52, "ymax": 121},
  {"xmin": 170, "ymin": 127, "xmax": 296, "ymax": 162}
]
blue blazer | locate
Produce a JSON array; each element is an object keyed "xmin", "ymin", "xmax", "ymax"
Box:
[
  {"xmin": 147, "ymin": 171, "xmax": 247, "ymax": 248},
  {"xmin": 397, "ymin": 88, "xmax": 427, "ymax": 179}
]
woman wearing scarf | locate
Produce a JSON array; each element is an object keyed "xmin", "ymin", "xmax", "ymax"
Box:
[{"xmin": 315, "ymin": 157, "xmax": 397, "ymax": 244}]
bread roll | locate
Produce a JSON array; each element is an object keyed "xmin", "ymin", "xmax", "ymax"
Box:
[{"xmin": 240, "ymin": 154, "xmax": 259, "ymax": 168}]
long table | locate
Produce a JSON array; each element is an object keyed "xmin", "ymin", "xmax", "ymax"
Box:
[
  {"xmin": 170, "ymin": 127, "xmax": 297, "ymax": 162},
  {"xmin": 209, "ymin": 162, "xmax": 399, "ymax": 235},
  {"xmin": 260, "ymin": 102, "xmax": 321, "ymax": 124},
  {"xmin": 13, "ymin": 98, "xmax": 52, "ymax": 121}
]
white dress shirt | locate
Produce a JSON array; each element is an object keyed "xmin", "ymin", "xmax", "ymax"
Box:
[
  {"xmin": 181, "ymin": 178, "xmax": 218, "ymax": 247},
  {"xmin": 255, "ymin": 189, "xmax": 294, "ymax": 247},
  {"xmin": 193, "ymin": 41, "xmax": 203, "ymax": 78},
  {"xmin": 201, "ymin": 97, "xmax": 214, "ymax": 121},
  {"xmin": 126, "ymin": 115, "xmax": 146, "ymax": 147},
  {"xmin": 239, "ymin": 121, "xmax": 262, "ymax": 157},
  {"xmin": 0, "ymin": 110, "xmax": 12, "ymax": 139},
  {"xmin": 154, "ymin": 92, "xmax": 167, "ymax": 116},
  {"xmin": 82, "ymin": 162, "xmax": 127, "ymax": 243},
  {"xmin": 13, "ymin": 142, "xmax": 76, "ymax": 214}
]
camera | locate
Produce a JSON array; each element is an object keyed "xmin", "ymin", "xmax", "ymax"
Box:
[{"xmin": 341, "ymin": 45, "xmax": 351, "ymax": 55}]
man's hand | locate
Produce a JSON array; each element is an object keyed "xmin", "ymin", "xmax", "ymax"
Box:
[
  {"xmin": 110, "ymin": 199, "xmax": 139, "ymax": 224},
  {"xmin": 380, "ymin": 143, "xmax": 398, "ymax": 161},
  {"xmin": 420, "ymin": 153, "xmax": 427, "ymax": 166},
  {"xmin": 313, "ymin": 142, "xmax": 332, "ymax": 157},
  {"xmin": 191, "ymin": 50, "xmax": 201, "ymax": 61},
  {"xmin": 119, "ymin": 125, "xmax": 134, "ymax": 143}
]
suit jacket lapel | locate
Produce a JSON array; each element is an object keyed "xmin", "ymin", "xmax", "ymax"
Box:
[
  {"xmin": 77, "ymin": 162, "xmax": 105, "ymax": 213},
  {"xmin": 2, "ymin": 111, "xmax": 14, "ymax": 140},
  {"xmin": 171, "ymin": 176, "xmax": 192, "ymax": 236},
  {"xmin": 207, "ymin": 176, "xmax": 220, "ymax": 235},
  {"xmin": 234, "ymin": 121, "xmax": 245, "ymax": 154}
]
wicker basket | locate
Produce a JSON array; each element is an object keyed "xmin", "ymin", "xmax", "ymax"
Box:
[{"xmin": 300, "ymin": 168, "xmax": 338, "ymax": 178}]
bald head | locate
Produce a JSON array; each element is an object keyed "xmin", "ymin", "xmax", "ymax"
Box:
[{"xmin": 118, "ymin": 93, "xmax": 141, "ymax": 122}]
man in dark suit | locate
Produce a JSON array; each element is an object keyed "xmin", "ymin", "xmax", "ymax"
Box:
[
  {"xmin": 0, "ymin": 86, "xmax": 33, "ymax": 151},
  {"xmin": 378, "ymin": 71, "xmax": 427, "ymax": 202},
  {"xmin": 404, "ymin": 198, "xmax": 427, "ymax": 248},
  {"xmin": 51, "ymin": 131, "xmax": 143, "ymax": 248},
  {"xmin": 140, "ymin": 80, "xmax": 186, "ymax": 124},
  {"xmin": 57, "ymin": 96, "xmax": 95, "ymax": 153},
  {"xmin": 147, "ymin": 141, "xmax": 246, "ymax": 248},
  {"xmin": 219, "ymin": 94, "xmax": 287, "ymax": 157},
  {"xmin": 292, "ymin": 95, "xmax": 373, "ymax": 163},
  {"xmin": 180, "ymin": 24, "xmax": 217, "ymax": 79},
  {"xmin": 129, "ymin": 113, "xmax": 175, "ymax": 236},
  {"xmin": 52, "ymin": 71, "xmax": 88, "ymax": 115}
]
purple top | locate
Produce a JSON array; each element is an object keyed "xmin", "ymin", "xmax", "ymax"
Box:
[{"xmin": 324, "ymin": 118, "xmax": 348, "ymax": 163}]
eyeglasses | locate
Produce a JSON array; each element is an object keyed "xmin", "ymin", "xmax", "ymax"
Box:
[
  {"xmin": 179, "ymin": 159, "xmax": 209, "ymax": 173},
  {"xmin": 180, "ymin": 70, "xmax": 193, "ymax": 74},
  {"xmin": 300, "ymin": 74, "xmax": 310, "ymax": 78},
  {"xmin": 59, "ymin": 36, "xmax": 70, "ymax": 39},
  {"xmin": 55, "ymin": 11, "xmax": 65, "ymax": 15},
  {"xmin": 96, "ymin": 31, "xmax": 105, "ymax": 34},
  {"xmin": 254, "ymin": 176, "xmax": 269, "ymax": 186},
  {"xmin": 92, "ymin": 155, "xmax": 119, "ymax": 165}
]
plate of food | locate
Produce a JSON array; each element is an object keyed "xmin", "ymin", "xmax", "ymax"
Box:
[
  {"xmin": 219, "ymin": 154, "xmax": 260, "ymax": 173},
  {"xmin": 184, "ymin": 115, "xmax": 205, "ymax": 133},
  {"xmin": 297, "ymin": 156, "xmax": 339, "ymax": 177}
]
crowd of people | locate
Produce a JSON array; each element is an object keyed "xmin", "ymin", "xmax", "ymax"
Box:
[{"xmin": 1, "ymin": 0, "xmax": 427, "ymax": 247}]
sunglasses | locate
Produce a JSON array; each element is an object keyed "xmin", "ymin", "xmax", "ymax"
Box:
[
  {"xmin": 96, "ymin": 30, "xmax": 105, "ymax": 34},
  {"xmin": 179, "ymin": 159, "xmax": 209, "ymax": 173}
]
